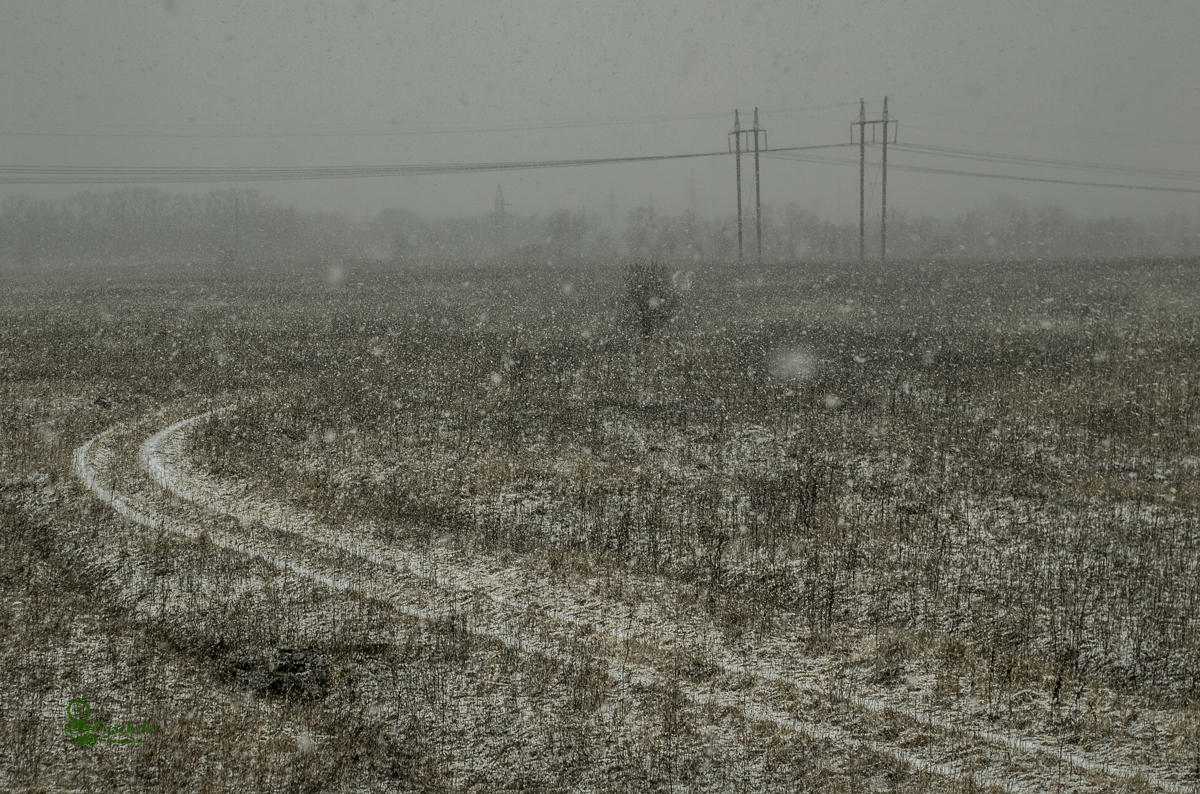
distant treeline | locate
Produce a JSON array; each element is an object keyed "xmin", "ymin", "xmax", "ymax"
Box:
[{"xmin": 1, "ymin": 187, "xmax": 1196, "ymax": 266}]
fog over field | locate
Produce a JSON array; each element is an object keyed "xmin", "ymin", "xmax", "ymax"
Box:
[
  {"xmin": 2, "ymin": 3, "xmax": 1200, "ymax": 793},
  {"xmin": 1, "ymin": 1, "xmax": 1198, "ymax": 226}
]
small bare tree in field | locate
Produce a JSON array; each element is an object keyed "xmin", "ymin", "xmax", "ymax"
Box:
[{"xmin": 623, "ymin": 260, "xmax": 680, "ymax": 337}]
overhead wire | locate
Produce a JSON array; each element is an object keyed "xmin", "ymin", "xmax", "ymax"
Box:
[
  {"xmin": 0, "ymin": 149, "xmax": 734, "ymax": 184},
  {"xmin": 0, "ymin": 115, "xmax": 1195, "ymax": 192},
  {"xmin": 891, "ymin": 142, "xmax": 1200, "ymax": 182},
  {"xmin": 764, "ymin": 150, "xmax": 1200, "ymax": 194},
  {"xmin": 878, "ymin": 161, "xmax": 1200, "ymax": 194},
  {"xmin": 0, "ymin": 142, "xmax": 859, "ymax": 185}
]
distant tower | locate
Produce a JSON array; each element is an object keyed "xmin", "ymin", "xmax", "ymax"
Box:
[
  {"xmin": 686, "ymin": 169, "xmax": 697, "ymax": 214},
  {"xmin": 493, "ymin": 185, "xmax": 507, "ymax": 246},
  {"xmin": 608, "ymin": 188, "xmax": 616, "ymax": 229}
]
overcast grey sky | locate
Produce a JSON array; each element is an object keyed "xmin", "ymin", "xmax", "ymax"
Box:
[{"xmin": 3, "ymin": 0, "xmax": 1198, "ymax": 223}]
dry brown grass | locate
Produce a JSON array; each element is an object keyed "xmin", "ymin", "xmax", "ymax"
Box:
[{"xmin": 3, "ymin": 257, "xmax": 1199, "ymax": 790}]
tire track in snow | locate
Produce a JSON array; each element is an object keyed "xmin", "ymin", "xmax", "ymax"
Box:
[
  {"xmin": 81, "ymin": 415, "xmax": 974, "ymax": 786},
  {"xmin": 76, "ymin": 409, "xmax": 1196, "ymax": 793}
]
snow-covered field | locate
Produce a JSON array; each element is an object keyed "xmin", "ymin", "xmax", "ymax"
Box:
[{"xmin": 2, "ymin": 258, "xmax": 1198, "ymax": 791}]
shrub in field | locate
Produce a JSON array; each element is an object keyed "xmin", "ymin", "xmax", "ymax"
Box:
[{"xmin": 622, "ymin": 260, "xmax": 680, "ymax": 337}]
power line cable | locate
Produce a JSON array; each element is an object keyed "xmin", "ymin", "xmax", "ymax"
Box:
[
  {"xmin": 763, "ymin": 143, "xmax": 857, "ymax": 154},
  {"xmin": 765, "ymin": 152, "xmax": 1200, "ymax": 194},
  {"xmin": 4, "ymin": 130, "xmax": 1194, "ymax": 194},
  {"xmin": 0, "ymin": 149, "xmax": 734, "ymax": 184},
  {"xmin": 760, "ymin": 152, "xmax": 866, "ymax": 168},
  {"xmin": 883, "ymin": 161, "xmax": 1200, "ymax": 194},
  {"xmin": 0, "ymin": 143, "xmax": 857, "ymax": 184},
  {"xmin": 892, "ymin": 142, "xmax": 1200, "ymax": 182}
]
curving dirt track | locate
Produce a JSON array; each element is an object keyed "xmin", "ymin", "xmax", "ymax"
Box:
[{"xmin": 74, "ymin": 402, "xmax": 1196, "ymax": 793}]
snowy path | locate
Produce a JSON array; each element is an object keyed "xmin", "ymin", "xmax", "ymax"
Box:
[{"xmin": 74, "ymin": 406, "xmax": 1197, "ymax": 793}]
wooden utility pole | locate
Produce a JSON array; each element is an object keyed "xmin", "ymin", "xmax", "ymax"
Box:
[
  {"xmin": 851, "ymin": 99, "xmax": 898, "ymax": 265},
  {"xmin": 881, "ymin": 96, "xmax": 888, "ymax": 266},
  {"xmin": 494, "ymin": 184, "xmax": 506, "ymax": 244},
  {"xmin": 858, "ymin": 100, "xmax": 866, "ymax": 266},
  {"xmin": 880, "ymin": 98, "xmax": 897, "ymax": 265},
  {"xmin": 731, "ymin": 109, "xmax": 767, "ymax": 264},
  {"xmin": 753, "ymin": 107, "xmax": 764, "ymax": 265},
  {"xmin": 730, "ymin": 110, "xmax": 743, "ymax": 262}
]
